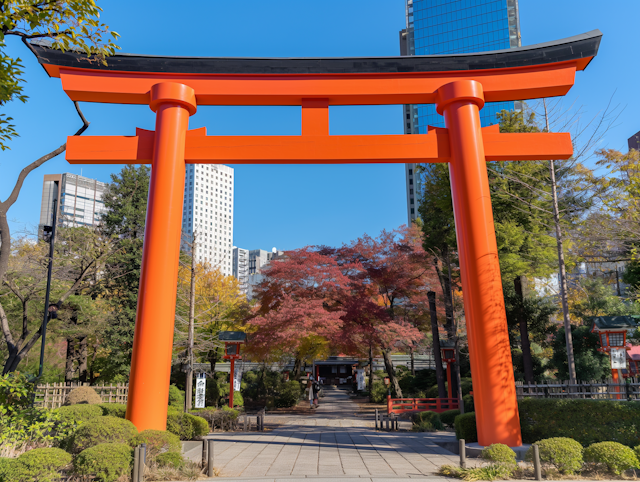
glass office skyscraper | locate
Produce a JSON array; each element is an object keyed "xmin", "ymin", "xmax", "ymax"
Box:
[{"xmin": 403, "ymin": 0, "xmax": 521, "ymax": 222}]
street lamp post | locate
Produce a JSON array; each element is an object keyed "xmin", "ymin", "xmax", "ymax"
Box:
[{"xmin": 38, "ymin": 198, "xmax": 58, "ymax": 379}]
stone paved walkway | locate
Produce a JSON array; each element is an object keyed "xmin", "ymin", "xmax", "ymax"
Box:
[{"xmin": 207, "ymin": 388, "xmax": 460, "ymax": 479}]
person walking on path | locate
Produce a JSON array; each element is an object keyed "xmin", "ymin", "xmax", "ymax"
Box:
[{"xmin": 308, "ymin": 377, "xmax": 319, "ymax": 409}]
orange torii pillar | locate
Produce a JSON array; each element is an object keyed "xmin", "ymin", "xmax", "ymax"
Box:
[
  {"xmin": 125, "ymin": 83, "xmax": 197, "ymax": 429},
  {"xmin": 436, "ymin": 80, "xmax": 520, "ymax": 446}
]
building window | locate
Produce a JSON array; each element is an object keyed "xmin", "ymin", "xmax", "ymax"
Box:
[
  {"xmin": 410, "ymin": 189, "xmax": 413, "ymax": 194},
  {"xmin": 410, "ymin": 198, "xmax": 414, "ymax": 204},
  {"xmin": 409, "ymin": 169, "xmax": 413, "ymax": 175},
  {"xmin": 609, "ymin": 333, "xmax": 624, "ymax": 347},
  {"xmin": 411, "ymin": 208, "xmax": 415, "ymax": 214},
  {"xmin": 409, "ymin": 179, "xmax": 413, "ymax": 185}
]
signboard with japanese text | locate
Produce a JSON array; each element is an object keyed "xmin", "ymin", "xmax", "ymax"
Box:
[
  {"xmin": 233, "ymin": 365, "xmax": 242, "ymax": 392},
  {"xmin": 356, "ymin": 369, "xmax": 365, "ymax": 391},
  {"xmin": 195, "ymin": 373, "xmax": 206, "ymax": 408},
  {"xmin": 611, "ymin": 348, "xmax": 627, "ymax": 369}
]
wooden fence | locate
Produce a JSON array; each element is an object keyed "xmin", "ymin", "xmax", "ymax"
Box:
[
  {"xmin": 516, "ymin": 378, "xmax": 640, "ymax": 401},
  {"xmin": 35, "ymin": 382, "xmax": 129, "ymax": 409}
]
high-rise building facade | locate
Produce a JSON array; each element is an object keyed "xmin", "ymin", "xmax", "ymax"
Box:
[
  {"xmin": 629, "ymin": 130, "xmax": 640, "ymax": 152},
  {"xmin": 232, "ymin": 247, "xmax": 250, "ymax": 293},
  {"xmin": 402, "ymin": 0, "xmax": 522, "ymax": 223},
  {"xmin": 39, "ymin": 173, "xmax": 108, "ymax": 239},
  {"xmin": 182, "ymin": 164, "xmax": 234, "ymax": 277}
]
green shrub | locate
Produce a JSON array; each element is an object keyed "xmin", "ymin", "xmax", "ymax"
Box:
[
  {"xmin": 584, "ymin": 441, "xmax": 639, "ymax": 475},
  {"xmin": 0, "ymin": 458, "xmax": 16, "ymax": 482},
  {"xmin": 71, "ymin": 415, "xmax": 138, "ymax": 453},
  {"xmin": 525, "ymin": 437, "xmax": 583, "ymax": 474},
  {"xmin": 55, "ymin": 404, "xmax": 103, "ymax": 424},
  {"xmin": 275, "ymin": 381, "xmax": 301, "ymax": 408},
  {"xmin": 413, "ymin": 421, "xmax": 435, "ymax": 432},
  {"xmin": 74, "ymin": 442, "xmax": 133, "ymax": 482},
  {"xmin": 440, "ymin": 409, "xmax": 460, "ymax": 428},
  {"xmin": 8, "ymin": 448, "xmax": 72, "ymax": 482},
  {"xmin": 462, "ymin": 394, "xmax": 474, "ymax": 413},
  {"xmin": 131, "ymin": 429, "xmax": 181, "ymax": 460},
  {"xmin": 166, "ymin": 412, "xmax": 209, "ymax": 440},
  {"xmin": 230, "ymin": 390, "xmax": 244, "ymax": 407},
  {"xmin": 64, "ymin": 386, "xmax": 102, "ymax": 405},
  {"xmin": 168, "ymin": 385, "xmax": 185, "ymax": 410},
  {"xmin": 454, "ymin": 412, "xmax": 477, "ymax": 443},
  {"xmin": 482, "ymin": 444, "xmax": 517, "ymax": 467},
  {"xmin": 425, "ymin": 384, "xmax": 440, "ymax": 398},
  {"xmin": 412, "ymin": 411, "xmax": 443, "ymax": 431},
  {"xmin": 519, "ymin": 398, "xmax": 640, "ymax": 446},
  {"xmin": 370, "ymin": 381, "xmax": 388, "ymax": 403},
  {"xmin": 156, "ymin": 451, "xmax": 185, "ymax": 469},
  {"xmin": 98, "ymin": 403, "xmax": 126, "ymax": 418}
]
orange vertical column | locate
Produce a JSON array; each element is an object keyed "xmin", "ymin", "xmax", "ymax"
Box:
[
  {"xmin": 126, "ymin": 82, "xmax": 197, "ymax": 431},
  {"xmin": 435, "ymin": 80, "xmax": 522, "ymax": 447}
]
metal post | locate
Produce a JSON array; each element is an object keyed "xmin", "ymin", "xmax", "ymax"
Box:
[
  {"xmin": 459, "ymin": 439, "xmax": 466, "ymax": 469},
  {"xmin": 138, "ymin": 443, "xmax": 146, "ymax": 482},
  {"xmin": 244, "ymin": 413, "xmax": 248, "ymax": 431},
  {"xmin": 375, "ymin": 409, "xmax": 379, "ymax": 430},
  {"xmin": 38, "ymin": 198, "xmax": 58, "ymax": 379},
  {"xmin": 533, "ymin": 444, "xmax": 542, "ymax": 481},
  {"xmin": 133, "ymin": 446, "xmax": 140, "ymax": 482},
  {"xmin": 207, "ymin": 439, "xmax": 215, "ymax": 477}
]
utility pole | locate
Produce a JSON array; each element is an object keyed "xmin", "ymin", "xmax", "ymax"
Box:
[
  {"xmin": 544, "ymin": 99, "xmax": 577, "ymax": 385},
  {"xmin": 185, "ymin": 232, "xmax": 197, "ymax": 412},
  {"xmin": 38, "ymin": 198, "xmax": 58, "ymax": 379}
]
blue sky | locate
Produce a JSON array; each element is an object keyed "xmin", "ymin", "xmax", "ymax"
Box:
[{"xmin": 1, "ymin": 0, "xmax": 637, "ymax": 251}]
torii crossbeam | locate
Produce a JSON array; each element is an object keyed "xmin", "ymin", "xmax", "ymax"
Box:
[{"xmin": 31, "ymin": 29, "xmax": 601, "ymax": 447}]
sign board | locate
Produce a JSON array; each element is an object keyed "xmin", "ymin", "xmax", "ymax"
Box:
[
  {"xmin": 195, "ymin": 373, "xmax": 206, "ymax": 408},
  {"xmin": 611, "ymin": 348, "xmax": 627, "ymax": 369},
  {"xmin": 218, "ymin": 331, "xmax": 247, "ymax": 342},
  {"xmin": 233, "ymin": 365, "xmax": 242, "ymax": 392},
  {"xmin": 356, "ymin": 369, "xmax": 365, "ymax": 391}
]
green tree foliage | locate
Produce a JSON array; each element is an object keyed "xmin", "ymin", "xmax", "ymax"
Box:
[
  {"xmin": 0, "ymin": 1, "xmax": 119, "ymax": 150},
  {"xmin": 94, "ymin": 165, "xmax": 150, "ymax": 381},
  {"xmin": 550, "ymin": 326, "xmax": 609, "ymax": 381}
]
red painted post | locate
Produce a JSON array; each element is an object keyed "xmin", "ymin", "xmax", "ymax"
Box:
[
  {"xmin": 126, "ymin": 83, "xmax": 196, "ymax": 431},
  {"xmin": 229, "ymin": 357, "xmax": 235, "ymax": 408},
  {"xmin": 387, "ymin": 394, "xmax": 392, "ymax": 415},
  {"xmin": 447, "ymin": 365, "xmax": 453, "ymax": 399},
  {"xmin": 436, "ymin": 80, "xmax": 522, "ymax": 447}
]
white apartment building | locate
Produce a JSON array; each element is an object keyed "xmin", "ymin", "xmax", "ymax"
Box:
[
  {"xmin": 232, "ymin": 247, "xmax": 250, "ymax": 293},
  {"xmin": 39, "ymin": 173, "xmax": 108, "ymax": 240},
  {"xmin": 182, "ymin": 164, "xmax": 234, "ymax": 277}
]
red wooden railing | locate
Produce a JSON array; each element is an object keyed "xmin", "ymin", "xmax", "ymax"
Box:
[{"xmin": 387, "ymin": 396, "xmax": 459, "ymax": 415}]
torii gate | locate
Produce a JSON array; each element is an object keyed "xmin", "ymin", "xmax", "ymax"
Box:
[{"xmin": 31, "ymin": 29, "xmax": 601, "ymax": 447}]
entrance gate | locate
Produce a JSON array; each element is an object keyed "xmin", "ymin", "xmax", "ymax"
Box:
[{"xmin": 32, "ymin": 29, "xmax": 601, "ymax": 447}]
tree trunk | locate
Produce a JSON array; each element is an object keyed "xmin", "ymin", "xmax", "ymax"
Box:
[
  {"xmin": 410, "ymin": 346, "xmax": 415, "ymax": 376},
  {"xmin": 208, "ymin": 347, "xmax": 220, "ymax": 374},
  {"xmin": 368, "ymin": 341, "xmax": 374, "ymax": 401},
  {"xmin": 78, "ymin": 336, "xmax": 88, "ymax": 383},
  {"xmin": 292, "ymin": 356, "xmax": 302, "ymax": 380},
  {"xmin": 382, "ymin": 349, "xmax": 402, "ymax": 398},
  {"xmin": 65, "ymin": 338, "xmax": 76, "ymax": 382},
  {"xmin": 428, "ymin": 291, "xmax": 447, "ymax": 399},
  {"xmin": 544, "ymin": 99, "xmax": 577, "ymax": 385},
  {"xmin": 454, "ymin": 338, "xmax": 464, "ymax": 414},
  {"xmin": 515, "ymin": 276, "xmax": 534, "ymax": 383}
]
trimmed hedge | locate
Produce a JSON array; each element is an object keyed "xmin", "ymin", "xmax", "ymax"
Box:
[
  {"xmin": 454, "ymin": 412, "xmax": 477, "ymax": 443},
  {"xmin": 98, "ymin": 403, "xmax": 127, "ymax": 418},
  {"xmin": 482, "ymin": 443, "xmax": 517, "ymax": 466},
  {"xmin": 71, "ymin": 416, "xmax": 138, "ymax": 453},
  {"xmin": 584, "ymin": 441, "xmax": 639, "ymax": 475},
  {"xmin": 168, "ymin": 385, "xmax": 185, "ymax": 409},
  {"xmin": 9, "ymin": 448, "xmax": 72, "ymax": 482},
  {"xmin": 525, "ymin": 437, "xmax": 583, "ymax": 474},
  {"xmin": 64, "ymin": 386, "xmax": 102, "ymax": 405},
  {"xmin": 440, "ymin": 409, "xmax": 460, "ymax": 428},
  {"xmin": 74, "ymin": 442, "xmax": 133, "ymax": 482},
  {"xmin": 131, "ymin": 429, "xmax": 181, "ymax": 460},
  {"xmin": 55, "ymin": 404, "xmax": 103, "ymax": 424},
  {"xmin": 412, "ymin": 411, "xmax": 444, "ymax": 431},
  {"xmin": 0, "ymin": 458, "xmax": 15, "ymax": 482},
  {"xmin": 519, "ymin": 398, "xmax": 640, "ymax": 446},
  {"xmin": 275, "ymin": 381, "xmax": 301, "ymax": 408},
  {"xmin": 167, "ymin": 412, "xmax": 209, "ymax": 440},
  {"xmin": 156, "ymin": 451, "xmax": 186, "ymax": 469}
]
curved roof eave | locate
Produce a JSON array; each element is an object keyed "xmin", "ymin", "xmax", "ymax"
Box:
[{"xmin": 29, "ymin": 29, "xmax": 601, "ymax": 77}]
